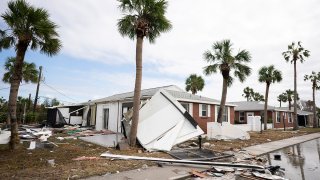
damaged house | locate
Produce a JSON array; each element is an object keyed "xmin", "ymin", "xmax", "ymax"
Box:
[{"xmin": 47, "ymin": 85, "xmax": 237, "ymax": 133}]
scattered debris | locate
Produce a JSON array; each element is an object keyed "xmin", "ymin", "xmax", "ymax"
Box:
[
  {"xmin": 47, "ymin": 159, "xmax": 55, "ymax": 167},
  {"xmin": 101, "ymin": 153, "xmax": 265, "ymax": 169},
  {"xmin": 27, "ymin": 141, "xmax": 36, "ymax": 150},
  {"xmin": 72, "ymin": 156, "xmax": 101, "ymax": 161},
  {"xmin": 167, "ymin": 148, "xmax": 233, "ymax": 161},
  {"xmin": 0, "ymin": 129, "xmax": 11, "ymax": 144},
  {"xmin": 207, "ymin": 122, "xmax": 250, "ymax": 140}
]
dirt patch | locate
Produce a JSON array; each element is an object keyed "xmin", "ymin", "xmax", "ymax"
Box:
[{"xmin": 0, "ymin": 128, "xmax": 319, "ymax": 179}]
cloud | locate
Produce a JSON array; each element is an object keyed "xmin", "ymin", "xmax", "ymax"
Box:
[{"xmin": 0, "ymin": 0, "xmax": 319, "ymax": 107}]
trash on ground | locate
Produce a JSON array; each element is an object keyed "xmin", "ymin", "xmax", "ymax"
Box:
[
  {"xmin": 72, "ymin": 156, "xmax": 101, "ymax": 161},
  {"xmin": 167, "ymin": 148, "xmax": 233, "ymax": 161}
]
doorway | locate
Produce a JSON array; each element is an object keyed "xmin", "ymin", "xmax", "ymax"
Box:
[{"xmin": 103, "ymin": 108, "xmax": 109, "ymax": 129}]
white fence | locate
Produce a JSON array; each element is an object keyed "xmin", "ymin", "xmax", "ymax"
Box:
[{"xmin": 234, "ymin": 116, "xmax": 273, "ymax": 132}]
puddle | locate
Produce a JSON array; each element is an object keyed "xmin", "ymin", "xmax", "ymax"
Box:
[{"xmin": 262, "ymin": 138, "xmax": 320, "ymax": 180}]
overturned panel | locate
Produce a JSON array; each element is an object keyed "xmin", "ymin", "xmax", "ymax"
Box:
[{"xmin": 137, "ymin": 90, "xmax": 204, "ymax": 151}]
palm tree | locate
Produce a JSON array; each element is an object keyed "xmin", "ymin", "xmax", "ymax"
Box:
[
  {"xmin": 242, "ymin": 86, "xmax": 254, "ymax": 101},
  {"xmin": 304, "ymin": 71, "xmax": 320, "ymax": 128},
  {"xmin": 117, "ymin": 0, "xmax": 172, "ymax": 146},
  {"xmin": 0, "ymin": 0, "xmax": 61, "ymax": 149},
  {"xmin": 285, "ymin": 89, "xmax": 294, "ymax": 110},
  {"xmin": 185, "ymin": 74, "xmax": 205, "ymax": 94},
  {"xmin": 258, "ymin": 65, "xmax": 282, "ymax": 130},
  {"xmin": 283, "ymin": 41, "xmax": 310, "ymax": 130},
  {"xmin": 3, "ymin": 57, "xmax": 39, "ymax": 84},
  {"xmin": 252, "ymin": 92, "xmax": 264, "ymax": 102},
  {"xmin": 277, "ymin": 93, "xmax": 288, "ymax": 107},
  {"xmin": 203, "ymin": 40, "xmax": 251, "ymax": 123}
]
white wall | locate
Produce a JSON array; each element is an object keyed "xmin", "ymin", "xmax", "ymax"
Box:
[{"xmin": 96, "ymin": 102, "xmax": 122, "ymax": 132}]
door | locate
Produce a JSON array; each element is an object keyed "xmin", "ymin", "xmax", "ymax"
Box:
[
  {"xmin": 247, "ymin": 112, "xmax": 254, "ymax": 123},
  {"xmin": 103, "ymin": 108, "xmax": 109, "ymax": 129}
]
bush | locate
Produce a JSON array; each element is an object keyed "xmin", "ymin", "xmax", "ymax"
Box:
[{"xmin": 0, "ymin": 112, "xmax": 7, "ymax": 123}]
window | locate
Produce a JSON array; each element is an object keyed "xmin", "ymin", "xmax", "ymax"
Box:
[
  {"xmin": 288, "ymin": 113, "xmax": 292, "ymax": 123},
  {"xmin": 276, "ymin": 112, "xmax": 281, "ymax": 123},
  {"xmin": 239, "ymin": 111, "xmax": 245, "ymax": 122},
  {"xmin": 181, "ymin": 103, "xmax": 189, "ymax": 112},
  {"xmin": 201, "ymin": 104, "xmax": 208, "ymax": 117},
  {"xmin": 216, "ymin": 105, "xmax": 228, "ymax": 122}
]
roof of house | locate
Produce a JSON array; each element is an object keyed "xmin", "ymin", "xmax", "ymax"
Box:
[
  {"xmin": 230, "ymin": 101, "xmax": 276, "ymax": 111},
  {"xmin": 87, "ymin": 85, "xmax": 236, "ymax": 106},
  {"xmin": 275, "ymin": 107, "xmax": 313, "ymax": 115}
]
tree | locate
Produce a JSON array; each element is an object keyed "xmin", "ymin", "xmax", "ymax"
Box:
[
  {"xmin": 185, "ymin": 74, "xmax": 205, "ymax": 94},
  {"xmin": 258, "ymin": 65, "xmax": 282, "ymax": 130},
  {"xmin": 252, "ymin": 92, "xmax": 264, "ymax": 102},
  {"xmin": 304, "ymin": 71, "xmax": 320, "ymax": 128},
  {"xmin": 2, "ymin": 57, "xmax": 39, "ymax": 83},
  {"xmin": 203, "ymin": 40, "xmax": 251, "ymax": 123},
  {"xmin": 283, "ymin": 41, "xmax": 310, "ymax": 130},
  {"xmin": 0, "ymin": 0, "xmax": 62, "ymax": 149},
  {"xmin": 242, "ymin": 87, "xmax": 254, "ymax": 101},
  {"xmin": 50, "ymin": 98, "xmax": 60, "ymax": 107},
  {"xmin": 277, "ymin": 93, "xmax": 288, "ymax": 107},
  {"xmin": 117, "ymin": 0, "xmax": 172, "ymax": 146},
  {"xmin": 285, "ymin": 89, "xmax": 294, "ymax": 110}
]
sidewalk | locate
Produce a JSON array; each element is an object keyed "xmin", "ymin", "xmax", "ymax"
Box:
[{"xmin": 244, "ymin": 132, "xmax": 320, "ymax": 156}]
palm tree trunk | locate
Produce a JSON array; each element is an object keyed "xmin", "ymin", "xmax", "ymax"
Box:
[
  {"xmin": 293, "ymin": 61, "xmax": 299, "ymax": 130},
  {"xmin": 289, "ymin": 101, "xmax": 292, "ymax": 110},
  {"xmin": 263, "ymin": 83, "xmax": 270, "ymax": 130},
  {"xmin": 9, "ymin": 41, "xmax": 28, "ymax": 150},
  {"xmin": 280, "ymin": 101, "xmax": 282, "ymax": 107},
  {"xmin": 312, "ymin": 83, "xmax": 317, "ymax": 128},
  {"xmin": 130, "ymin": 36, "xmax": 143, "ymax": 146},
  {"xmin": 217, "ymin": 77, "xmax": 228, "ymax": 124}
]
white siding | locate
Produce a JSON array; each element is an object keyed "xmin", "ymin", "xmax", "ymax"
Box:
[{"xmin": 96, "ymin": 102, "xmax": 122, "ymax": 132}]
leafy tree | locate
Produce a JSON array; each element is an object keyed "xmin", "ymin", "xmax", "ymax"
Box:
[
  {"xmin": 242, "ymin": 87, "xmax": 254, "ymax": 101},
  {"xmin": 2, "ymin": 57, "xmax": 39, "ymax": 83},
  {"xmin": 277, "ymin": 93, "xmax": 288, "ymax": 107},
  {"xmin": 50, "ymin": 98, "xmax": 60, "ymax": 107},
  {"xmin": 185, "ymin": 74, "xmax": 205, "ymax": 94},
  {"xmin": 304, "ymin": 71, "xmax": 320, "ymax": 128},
  {"xmin": 258, "ymin": 65, "xmax": 282, "ymax": 130},
  {"xmin": 252, "ymin": 92, "xmax": 264, "ymax": 102},
  {"xmin": 203, "ymin": 40, "xmax": 251, "ymax": 123},
  {"xmin": 283, "ymin": 41, "xmax": 310, "ymax": 130},
  {"xmin": 0, "ymin": 0, "xmax": 62, "ymax": 149},
  {"xmin": 117, "ymin": 0, "xmax": 172, "ymax": 146}
]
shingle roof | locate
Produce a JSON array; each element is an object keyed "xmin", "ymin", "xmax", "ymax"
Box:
[
  {"xmin": 166, "ymin": 90, "xmax": 222, "ymax": 105},
  {"xmin": 230, "ymin": 101, "xmax": 275, "ymax": 111},
  {"xmin": 275, "ymin": 107, "xmax": 313, "ymax": 115},
  {"xmin": 91, "ymin": 85, "xmax": 178, "ymax": 103}
]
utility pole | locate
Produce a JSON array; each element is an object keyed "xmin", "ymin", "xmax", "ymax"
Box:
[{"xmin": 33, "ymin": 66, "xmax": 42, "ymax": 115}]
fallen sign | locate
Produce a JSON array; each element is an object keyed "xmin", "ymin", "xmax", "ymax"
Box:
[{"xmin": 101, "ymin": 153, "xmax": 265, "ymax": 170}]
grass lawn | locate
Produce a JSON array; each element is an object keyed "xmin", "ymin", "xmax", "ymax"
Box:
[{"xmin": 0, "ymin": 128, "xmax": 319, "ymax": 179}]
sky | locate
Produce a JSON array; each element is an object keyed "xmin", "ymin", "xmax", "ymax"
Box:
[{"xmin": 0, "ymin": 0, "xmax": 319, "ymax": 107}]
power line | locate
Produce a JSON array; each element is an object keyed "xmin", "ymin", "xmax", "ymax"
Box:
[
  {"xmin": 41, "ymin": 82, "xmax": 79, "ymax": 103},
  {"xmin": 0, "ymin": 83, "xmax": 29, "ymax": 90}
]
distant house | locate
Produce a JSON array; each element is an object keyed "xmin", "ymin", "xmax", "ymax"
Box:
[
  {"xmin": 78, "ymin": 85, "xmax": 236, "ymax": 133},
  {"xmin": 276, "ymin": 107, "xmax": 314, "ymax": 127},
  {"xmin": 231, "ymin": 101, "xmax": 294, "ymax": 129}
]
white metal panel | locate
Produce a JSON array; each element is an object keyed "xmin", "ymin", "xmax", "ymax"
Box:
[
  {"xmin": 70, "ymin": 116, "xmax": 83, "ymax": 124},
  {"xmin": 58, "ymin": 108, "xmax": 69, "ymax": 119},
  {"xmin": 137, "ymin": 90, "xmax": 204, "ymax": 151}
]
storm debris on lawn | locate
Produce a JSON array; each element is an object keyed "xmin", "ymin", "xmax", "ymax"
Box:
[{"xmin": 72, "ymin": 156, "xmax": 102, "ymax": 161}]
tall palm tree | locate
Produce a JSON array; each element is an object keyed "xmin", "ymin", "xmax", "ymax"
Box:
[
  {"xmin": 0, "ymin": 0, "xmax": 61, "ymax": 149},
  {"xmin": 203, "ymin": 40, "xmax": 251, "ymax": 123},
  {"xmin": 242, "ymin": 86, "xmax": 254, "ymax": 101},
  {"xmin": 285, "ymin": 89, "xmax": 294, "ymax": 110},
  {"xmin": 185, "ymin": 74, "xmax": 205, "ymax": 94},
  {"xmin": 3, "ymin": 57, "xmax": 39, "ymax": 84},
  {"xmin": 117, "ymin": 0, "xmax": 172, "ymax": 146},
  {"xmin": 277, "ymin": 93, "xmax": 288, "ymax": 107},
  {"xmin": 304, "ymin": 71, "xmax": 320, "ymax": 128},
  {"xmin": 258, "ymin": 65, "xmax": 282, "ymax": 130},
  {"xmin": 283, "ymin": 41, "xmax": 310, "ymax": 130}
]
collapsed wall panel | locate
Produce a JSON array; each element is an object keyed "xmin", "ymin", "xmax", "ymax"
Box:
[{"xmin": 137, "ymin": 90, "xmax": 204, "ymax": 151}]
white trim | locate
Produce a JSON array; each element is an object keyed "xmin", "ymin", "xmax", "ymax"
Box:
[
  {"xmin": 208, "ymin": 104, "xmax": 211, "ymax": 117},
  {"xmin": 199, "ymin": 104, "xmax": 202, "ymax": 117},
  {"xmin": 189, "ymin": 103, "xmax": 193, "ymax": 116},
  {"xmin": 215, "ymin": 105, "xmax": 219, "ymax": 121},
  {"xmin": 227, "ymin": 107, "xmax": 230, "ymax": 123},
  {"xmin": 175, "ymin": 98, "xmax": 236, "ymax": 107}
]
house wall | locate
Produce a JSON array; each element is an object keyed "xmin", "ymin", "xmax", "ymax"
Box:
[
  {"xmin": 234, "ymin": 110, "xmax": 273, "ymax": 124},
  {"xmin": 273, "ymin": 111, "xmax": 294, "ymax": 129},
  {"xmin": 96, "ymin": 102, "xmax": 122, "ymax": 132}
]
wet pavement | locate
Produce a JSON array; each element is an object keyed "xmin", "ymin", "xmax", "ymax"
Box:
[{"xmin": 263, "ymin": 138, "xmax": 320, "ymax": 180}]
